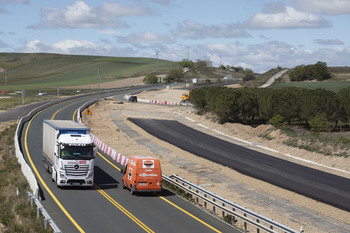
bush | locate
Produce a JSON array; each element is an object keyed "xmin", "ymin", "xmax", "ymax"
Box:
[
  {"xmin": 142, "ymin": 74, "xmax": 158, "ymax": 84},
  {"xmin": 309, "ymin": 115, "xmax": 329, "ymax": 133},
  {"xmin": 269, "ymin": 114, "xmax": 284, "ymax": 128}
]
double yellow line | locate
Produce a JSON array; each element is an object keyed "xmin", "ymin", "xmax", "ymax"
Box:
[
  {"xmin": 94, "ymin": 184, "xmax": 154, "ymax": 233},
  {"xmin": 25, "ymin": 98, "xmax": 221, "ymax": 233}
]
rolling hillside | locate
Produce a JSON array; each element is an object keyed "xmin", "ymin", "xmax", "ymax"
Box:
[{"xmin": 0, "ymin": 53, "xmax": 179, "ymax": 90}]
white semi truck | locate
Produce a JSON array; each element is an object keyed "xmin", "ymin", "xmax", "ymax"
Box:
[{"xmin": 42, "ymin": 120, "xmax": 96, "ymax": 187}]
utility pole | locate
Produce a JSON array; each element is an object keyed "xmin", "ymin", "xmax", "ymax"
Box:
[
  {"xmin": 187, "ymin": 46, "xmax": 190, "ymax": 61},
  {"xmin": 5, "ymin": 73, "xmax": 7, "ymax": 92},
  {"xmin": 97, "ymin": 67, "xmax": 100, "ymax": 89},
  {"xmin": 155, "ymin": 50, "xmax": 160, "ymax": 74}
]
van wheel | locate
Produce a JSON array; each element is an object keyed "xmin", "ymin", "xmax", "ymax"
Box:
[{"xmin": 131, "ymin": 186, "xmax": 135, "ymax": 195}]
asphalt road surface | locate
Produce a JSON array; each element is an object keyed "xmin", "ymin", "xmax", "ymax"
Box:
[
  {"xmin": 19, "ymin": 88, "xmax": 239, "ymax": 233},
  {"xmin": 128, "ymin": 118, "xmax": 350, "ymax": 212}
]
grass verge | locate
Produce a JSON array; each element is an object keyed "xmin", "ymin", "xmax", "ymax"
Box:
[{"xmin": 0, "ymin": 122, "xmax": 52, "ymax": 233}]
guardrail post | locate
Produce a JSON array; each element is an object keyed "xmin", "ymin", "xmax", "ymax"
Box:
[
  {"xmin": 204, "ymin": 194, "xmax": 207, "ymax": 209},
  {"xmin": 37, "ymin": 207, "xmax": 41, "ymax": 219},
  {"xmin": 196, "ymin": 190, "xmax": 199, "ymax": 204},
  {"xmin": 44, "ymin": 218, "xmax": 49, "ymax": 229},
  {"xmin": 256, "ymin": 219, "xmax": 260, "ymax": 233},
  {"xmin": 244, "ymin": 213, "xmax": 247, "ymax": 233},
  {"xmin": 232, "ymin": 207, "xmax": 236, "ymax": 225},
  {"xmin": 222, "ymin": 203, "xmax": 225, "ymax": 220},
  {"xmin": 213, "ymin": 198, "xmax": 216, "ymax": 215}
]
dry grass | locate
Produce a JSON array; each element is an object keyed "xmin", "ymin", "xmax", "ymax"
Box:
[{"xmin": 0, "ymin": 122, "xmax": 52, "ymax": 233}]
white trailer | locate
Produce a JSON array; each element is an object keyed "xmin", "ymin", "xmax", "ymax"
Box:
[{"xmin": 42, "ymin": 120, "xmax": 96, "ymax": 187}]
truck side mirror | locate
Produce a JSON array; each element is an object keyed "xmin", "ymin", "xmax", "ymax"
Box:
[{"xmin": 121, "ymin": 167, "xmax": 126, "ymax": 174}]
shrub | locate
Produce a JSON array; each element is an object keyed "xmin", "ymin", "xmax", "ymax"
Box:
[
  {"xmin": 269, "ymin": 114, "xmax": 284, "ymax": 128},
  {"xmin": 309, "ymin": 115, "xmax": 329, "ymax": 133}
]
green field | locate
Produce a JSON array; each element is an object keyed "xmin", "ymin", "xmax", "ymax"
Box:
[
  {"xmin": 0, "ymin": 53, "xmax": 179, "ymax": 90},
  {"xmin": 269, "ymin": 80, "xmax": 350, "ymax": 91}
]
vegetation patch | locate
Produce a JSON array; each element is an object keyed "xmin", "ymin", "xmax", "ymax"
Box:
[{"xmin": 0, "ymin": 122, "xmax": 51, "ymax": 233}]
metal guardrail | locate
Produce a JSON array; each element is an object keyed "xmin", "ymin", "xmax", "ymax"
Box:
[
  {"xmin": 163, "ymin": 174, "xmax": 302, "ymax": 233},
  {"xmin": 27, "ymin": 191, "xmax": 61, "ymax": 233}
]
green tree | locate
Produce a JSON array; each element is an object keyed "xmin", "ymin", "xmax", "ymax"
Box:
[
  {"xmin": 214, "ymin": 88, "xmax": 242, "ymax": 123},
  {"xmin": 337, "ymin": 87, "xmax": 350, "ymax": 123},
  {"xmin": 243, "ymin": 68, "xmax": 255, "ymax": 82},
  {"xmin": 289, "ymin": 65, "xmax": 306, "ymax": 81},
  {"xmin": 142, "ymin": 74, "xmax": 159, "ymax": 84},
  {"xmin": 236, "ymin": 89, "xmax": 259, "ymax": 123},
  {"xmin": 164, "ymin": 68, "xmax": 183, "ymax": 83},
  {"xmin": 313, "ymin": 61, "xmax": 331, "ymax": 81},
  {"xmin": 179, "ymin": 59, "xmax": 194, "ymax": 68},
  {"xmin": 259, "ymin": 88, "xmax": 301, "ymax": 124},
  {"xmin": 300, "ymin": 88, "xmax": 339, "ymax": 124}
]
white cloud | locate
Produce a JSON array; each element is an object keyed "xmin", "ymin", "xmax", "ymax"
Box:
[
  {"xmin": 98, "ymin": 30, "xmax": 122, "ymax": 35},
  {"xmin": 0, "ymin": 0, "xmax": 29, "ymax": 4},
  {"xmin": 173, "ymin": 20, "xmax": 251, "ymax": 39},
  {"xmin": 17, "ymin": 39, "xmax": 350, "ymax": 73},
  {"xmin": 100, "ymin": 2, "xmax": 153, "ymax": 17},
  {"xmin": 314, "ymin": 39, "xmax": 344, "ymax": 46},
  {"xmin": 21, "ymin": 39, "xmax": 49, "ymax": 53},
  {"xmin": 294, "ymin": 0, "xmax": 350, "ymax": 15},
  {"xmin": 0, "ymin": 38, "xmax": 8, "ymax": 48},
  {"xmin": 248, "ymin": 6, "xmax": 331, "ymax": 29},
  {"xmin": 52, "ymin": 39, "xmax": 97, "ymax": 53},
  {"xmin": 118, "ymin": 31, "xmax": 175, "ymax": 44},
  {"xmin": 29, "ymin": 1, "xmax": 153, "ymax": 29}
]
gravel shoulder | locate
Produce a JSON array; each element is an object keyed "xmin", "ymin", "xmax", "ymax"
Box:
[{"xmin": 82, "ymin": 86, "xmax": 350, "ymax": 233}]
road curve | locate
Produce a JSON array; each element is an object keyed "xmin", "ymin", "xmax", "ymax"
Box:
[
  {"xmin": 19, "ymin": 88, "xmax": 239, "ymax": 233},
  {"xmin": 128, "ymin": 118, "xmax": 350, "ymax": 212}
]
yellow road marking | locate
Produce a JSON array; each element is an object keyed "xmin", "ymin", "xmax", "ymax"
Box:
[
  {"xmin": 51, "ymin": 101, "xmax": 79, "ymax": 120},
  {"xmin": 94, "ymin": 184, "xmax": 154, "ymax": 233},
  {"xmin": 98, "ymin": 152, "xmax": 121, "ymax": 171},
  {"xmin": 159, "ymin": 196, "xmax": 222, "ymax": 233},
  {"xmin": 25, "ymin": 110, "xmax": 85, "ymax": 233},
  {"xmin": 97, "ymin": 146, "xmax": 222, "ymax": 232}
]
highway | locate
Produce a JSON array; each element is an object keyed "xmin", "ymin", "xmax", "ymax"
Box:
[
  {"xmin": 19, "ymin": 88, "xmax": 238, "ymax": 233},
  {"xmin": 128, "ymin": 118, "xmax": 350, "ymax": 212}
]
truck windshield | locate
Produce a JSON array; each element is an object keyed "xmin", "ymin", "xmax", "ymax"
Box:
[{"xmin": 60, "ymin": 145, "xmax": 93, "ymax": 159}]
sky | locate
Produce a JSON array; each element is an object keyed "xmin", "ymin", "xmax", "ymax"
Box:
[{"xmin": 0, "ymin": 0, "xmax": 350, "ymax": 72}]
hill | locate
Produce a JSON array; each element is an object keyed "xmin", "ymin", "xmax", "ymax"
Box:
[
  {"xmin": 266, "ymin": 66, "xmax": 350, "ymax": 91},
  {"xmin": 0, "ymin": 53, "xmax": 179, "ymax": 90}
]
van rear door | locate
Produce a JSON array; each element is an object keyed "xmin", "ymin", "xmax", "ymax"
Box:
[{"xmin": 139, "ymin": 159, "xmax": 160, "ymax": 190}]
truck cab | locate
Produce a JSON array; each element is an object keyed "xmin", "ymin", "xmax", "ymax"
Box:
[{"xmin": 121, "ymin": 156, "xmax": 162, "ymax": 195}]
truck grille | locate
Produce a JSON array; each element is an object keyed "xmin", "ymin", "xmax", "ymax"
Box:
[{"xmin": 64, "ymin": 164, "xmax": 89, "ymax": 177}]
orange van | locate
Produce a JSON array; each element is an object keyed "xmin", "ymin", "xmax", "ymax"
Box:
[{"xmin": 121, "ymin": 156, "xmax": 162, "ymax": 195}]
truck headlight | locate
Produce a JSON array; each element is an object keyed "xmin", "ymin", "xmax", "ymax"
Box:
[
  {"xmin": 88, "ymin": 171, "xmax": 94, "ymax": 178},
  {"xmin": 59, "ymin": 171, "xmax": 65, "ymax": 178}
]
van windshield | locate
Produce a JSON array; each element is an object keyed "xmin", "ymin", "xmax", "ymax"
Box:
[{"xmin": 60, "ymin": 145, "xmax": 93, "ymax": 159}]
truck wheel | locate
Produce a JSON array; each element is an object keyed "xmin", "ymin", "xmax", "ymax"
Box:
[
  {"xmin": 44, "ymin": 161, "xmax": 49, "ymax": 173},
  {"xmin": 122, "ymin": 181, "xmax": 126, "ymax": 189}
]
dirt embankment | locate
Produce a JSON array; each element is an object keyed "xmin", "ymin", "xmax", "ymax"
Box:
[{"xmin": 82, "ymin": 86, "xmax": 350, "ymax": 233}]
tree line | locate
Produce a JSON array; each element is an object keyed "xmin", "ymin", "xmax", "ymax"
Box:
[{"xmin": 190, "ymin": 86, "xmax": 350, "ymax": 132}]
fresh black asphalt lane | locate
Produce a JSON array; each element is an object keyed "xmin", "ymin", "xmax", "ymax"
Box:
[{"xmin": 128, "ymin": 118, "xmax": 350, "ymax": 212}]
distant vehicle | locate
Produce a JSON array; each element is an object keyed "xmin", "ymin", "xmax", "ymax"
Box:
[
  {"xmin": 38, "ymin": 91, "xmax": 47, "ymax": 96},
  {"xmin": 180, "ymin": 91, "xmax": 191, "ymax": 104},
  {"xmin": 76, "ymin": 89, "xmax": 83, "ymax": 93},
  {"xmin": 128, "ymin": 95, "xmax": 137, "ymax": 102},
  {"xmin": 42, "ymin": 120, "xmax": 96, "ymax": 187},
  {"xmin": 121, "ymin": 156, "xmax": 162, "ymax": 195}
]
